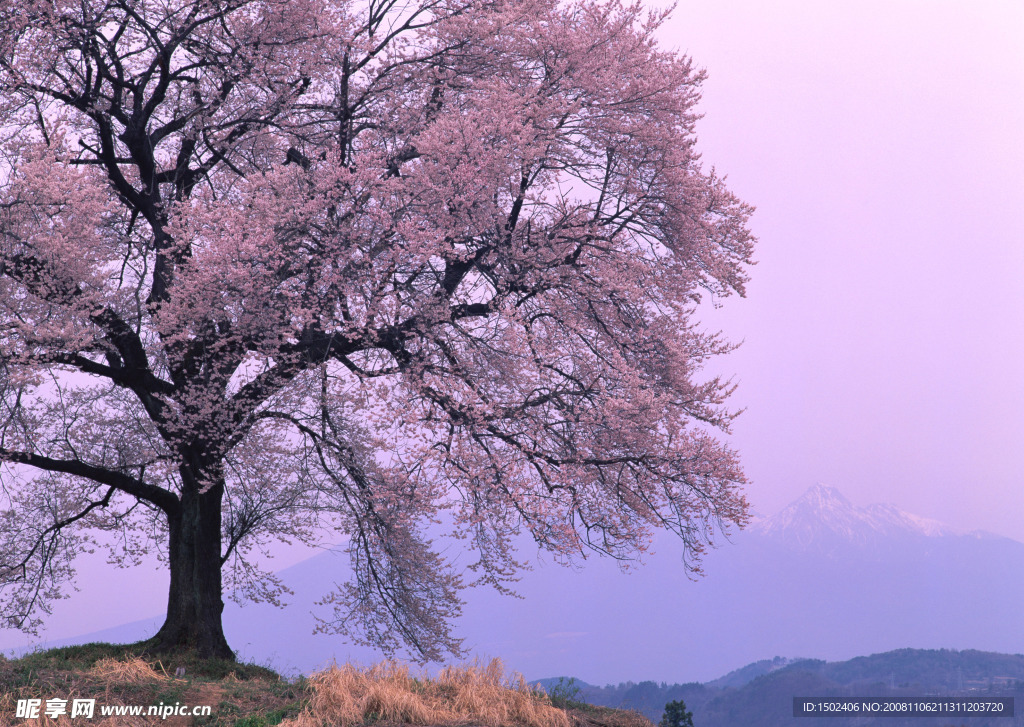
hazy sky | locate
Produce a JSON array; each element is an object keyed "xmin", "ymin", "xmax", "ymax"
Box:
[
  {"xmin": 661, "ymin": 0, "xmax": 1024, "ymax": 538},
  {"xmin": 2, "ymin": 0, "xmax": 1022, "ymax": 679}
]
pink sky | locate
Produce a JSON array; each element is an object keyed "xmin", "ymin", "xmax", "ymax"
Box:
[
  {"xmin": 2, "ymin": 0, "xmax": 1023, "ymax": 666},
  {"xmin": 661, "ymin": 0, "xmax": 1024, "ymax": 538}
]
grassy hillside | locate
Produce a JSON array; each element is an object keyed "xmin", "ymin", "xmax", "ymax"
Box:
[{"xmin": 0, "ymin": 643, "xmax": 651, "ymax": 727}]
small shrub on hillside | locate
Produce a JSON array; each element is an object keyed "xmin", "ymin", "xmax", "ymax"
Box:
[
  {"xmin": 659, "ymin": 699, "xmax": 694, "ymax": 727},
  {"xmin": 547, "ymin": 677, "xmax": 586, "ymax": 709}
]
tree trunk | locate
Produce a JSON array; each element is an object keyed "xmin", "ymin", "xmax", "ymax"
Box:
[{"xmin": 152, "ymin": 479, "xmax": 233, "ymax": 660}]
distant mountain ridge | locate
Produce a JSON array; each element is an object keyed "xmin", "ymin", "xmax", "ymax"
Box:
[
  {"xmin": 746, "ymin": 483, "xmax": 961, "ymax": 548},
  {"xmin": 557, "ymin": 648, "xmax": 1024, "ymax": 727},
  {"xmin": 704, "ymin": 656, "xmax": 801, "ymax": 689}
]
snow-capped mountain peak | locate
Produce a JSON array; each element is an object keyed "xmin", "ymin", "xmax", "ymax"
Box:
[
  {"xmin": 861, "ymin": 503, "xmax": 956, "ymax": 538},
  {"xmin": 747, "ymin": 483, "xmax": 958, "ymax": 549}
]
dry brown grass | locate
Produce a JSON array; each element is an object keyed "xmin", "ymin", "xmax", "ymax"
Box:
[
  {"xmin": 284, "ymin": 658, "xmax": 571, "ymax": 727},
  {"xmin": 87, "ymin": 658, "xmax": 166, "ymax": 684},
  {"xmin": 0, "ymin": 645, "xmax": 650, "ymax": 727},
  {"xmin": 3, "ymin": 658, "xmax": 168, "ymax": 727},
  {"xmin": 566, "ymin": 706, "xmax": 653, "ymax": 727}
]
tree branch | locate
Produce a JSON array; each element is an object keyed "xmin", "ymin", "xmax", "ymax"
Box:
[{"xmin": 0, "ymin": 448, "xmax": 179, "ymax": 516}]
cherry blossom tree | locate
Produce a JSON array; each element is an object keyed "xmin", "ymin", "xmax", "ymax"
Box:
[{"xmin": 0, "ymin": 0, "xmax": 755, "ymax": 660}]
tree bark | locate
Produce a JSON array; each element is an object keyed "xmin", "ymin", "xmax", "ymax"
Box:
[{"xmin": 152, "ymin": 479, "xmax": 233, "ymax": 660}]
